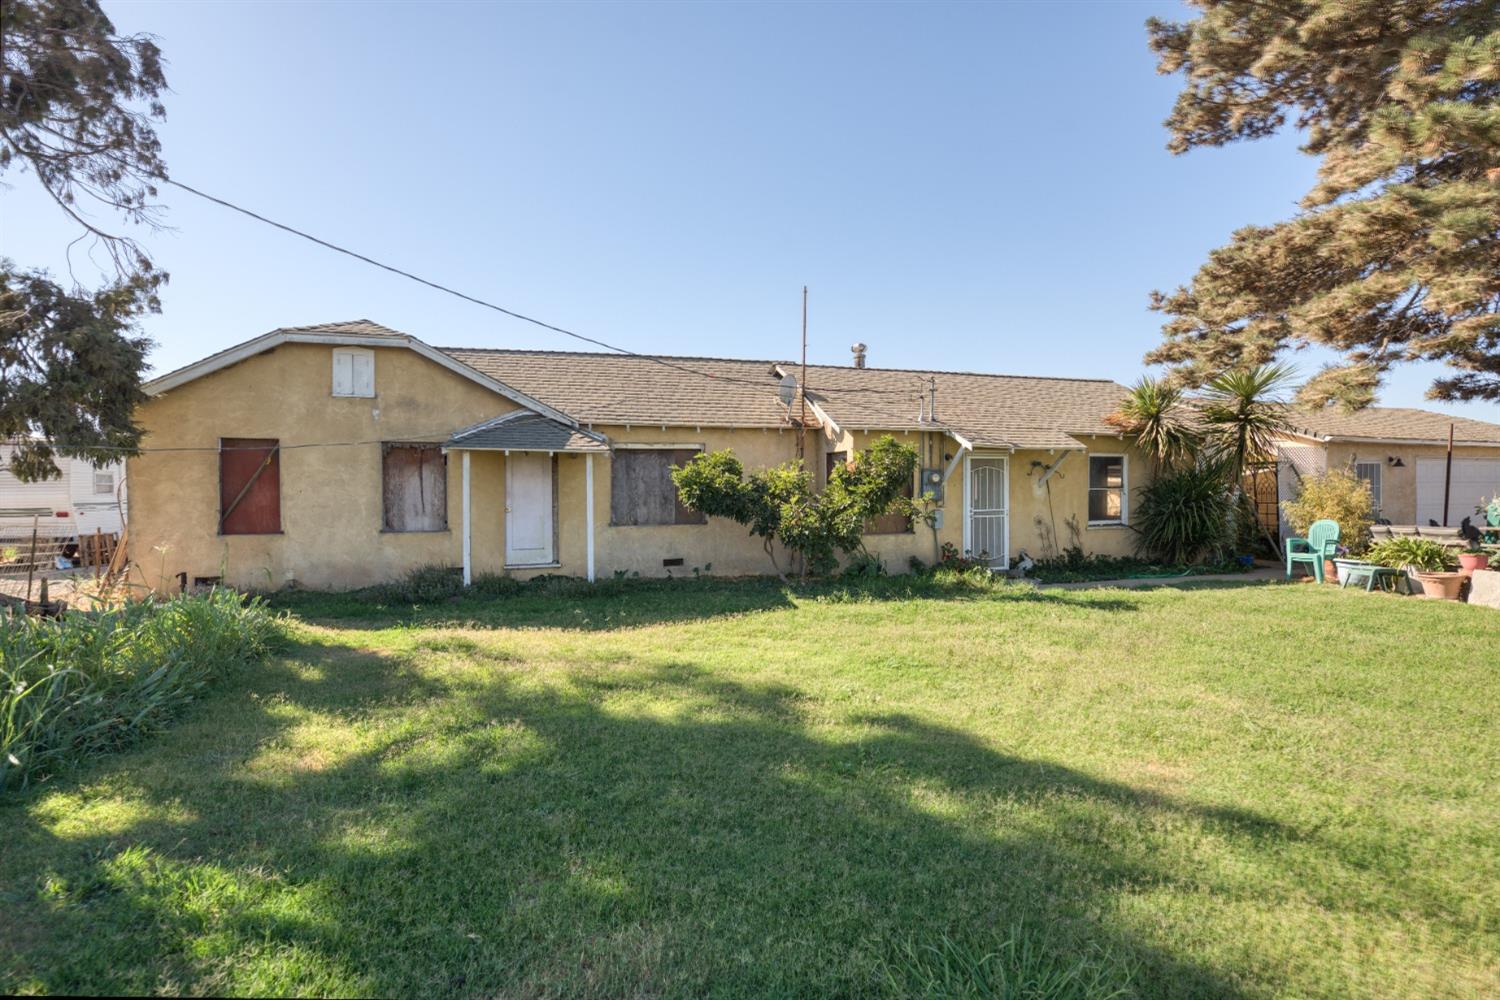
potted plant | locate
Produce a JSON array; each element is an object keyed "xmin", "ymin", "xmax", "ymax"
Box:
[
  {"xmin": 1367, "ymin": 538, "xmax": 1463, "ymax": 599},
  {"xmin": 1459, "ymin": 540, "xmax": 1490, "ymax": 576}
]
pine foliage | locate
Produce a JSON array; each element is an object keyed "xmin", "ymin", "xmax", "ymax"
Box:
[{"xmin": 1146, "ymin": 1, "xmax": 1500, "ymax": 405}]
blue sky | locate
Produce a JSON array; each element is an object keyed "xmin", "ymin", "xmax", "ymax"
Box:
[{"xmin": 5, "ymin": 0, "xmax": 1496, "ymax": 420}]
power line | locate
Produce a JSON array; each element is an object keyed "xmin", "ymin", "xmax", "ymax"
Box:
[{"xmin": 162, "ymin": 178, "xmax": 928, "ymax": 404}]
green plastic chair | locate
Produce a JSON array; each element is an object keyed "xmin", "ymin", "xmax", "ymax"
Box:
[{"xmin": 1286, "ymin": 519, "xmax": 1341, "ymax": 583}]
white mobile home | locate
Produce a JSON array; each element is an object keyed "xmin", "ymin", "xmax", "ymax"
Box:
[{"xmin": 0, "ymin": 442, "xmax": 127, "ymax": 543}]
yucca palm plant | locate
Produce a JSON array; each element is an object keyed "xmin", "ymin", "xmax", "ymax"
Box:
[
  {"xmin": 1105, "ymin": 377, "xmax": 1200, "ymax": 474},
  {"xmin": 1199, "ymin": 363, "xmax": 1297, "ymax": 482}
]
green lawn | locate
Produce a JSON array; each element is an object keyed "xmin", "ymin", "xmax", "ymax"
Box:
[{"xmin": 3, "ymin": 577, "xmax": 1497, "ymax": 998}]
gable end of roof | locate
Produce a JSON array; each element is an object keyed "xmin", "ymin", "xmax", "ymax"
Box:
[{"xmin": 143, "ymin": 321, "xmax": 578, "ymax": 427}]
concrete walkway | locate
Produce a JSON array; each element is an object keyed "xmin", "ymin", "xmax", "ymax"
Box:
[{"xmin": 1036, "ymin": 565, "xmax": 1288, "ymax": 591}]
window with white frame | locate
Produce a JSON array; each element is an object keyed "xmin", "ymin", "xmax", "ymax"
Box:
[
  {"xmin": 1088, "ymin": 454, "xmax": 1127, "ymax": 525},
  {"xmin": 93, "ymin": 468, "xmax": 114, "ymax": 495},
  {"xmin": 332, "ymin": 347, "xmax": 375, "ymax": 397},
  {"xmin": 1355, "ymin": 461, "xmax": 1382, "ymax": 514}
]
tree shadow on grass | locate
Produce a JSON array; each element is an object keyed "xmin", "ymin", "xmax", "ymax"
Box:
[
  {"xmin": 275, "ymin": 575, "xmax": 1142, "ymax": 634},
  {"xmin": 5, "ymin": 641, "xmax": 1296, "ymax": 999}
]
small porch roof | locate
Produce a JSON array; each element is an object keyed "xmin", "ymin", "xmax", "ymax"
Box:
[{"xmin": 445, "ymin": 411, "xmax": 610, "ymax": 453}]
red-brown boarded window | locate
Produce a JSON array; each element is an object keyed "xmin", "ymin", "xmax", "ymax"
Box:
[
  {"xmin": 866, "ymin": 471, "xmax": 915, "ymax": 534},
  {"xmin": 383, "ymin": 444, "xmax": 447, "ymax": 532},
  {"xmin": 219, "ymin": 438, "xmax": 281, "ymax": 535}
]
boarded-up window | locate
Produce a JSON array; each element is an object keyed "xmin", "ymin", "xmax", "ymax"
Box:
[
  {"xmin": 611, "ymin": 449, "xmax": 705, "ymax": 526},
  {"xmin": 220, "ymin": 438, "xmax": 281, "ymax": 535},
  {"xmin": 825, "ymin": 450, "xmax": 847, "ymax": 486},
  {"xmin": 866, "ymin": 473, "xmax": 915, "ymax": 534},
  {"xmin": 383, "ymin": 444, "xmax": 447, "ymax": 531}
]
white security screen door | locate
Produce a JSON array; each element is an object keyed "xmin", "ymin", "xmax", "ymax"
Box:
[
  {"xmin": 505, "ymin": 452, "xmax": 554, "ymax": 565},
  {"xmin": 967, "ymin": 456, "xmax": 1008, "ymax": 569}
]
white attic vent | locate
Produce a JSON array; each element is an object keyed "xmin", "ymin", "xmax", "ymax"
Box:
[{"xmin": 332, "ymin": 347, "xmax": 374, "ymax": 397}]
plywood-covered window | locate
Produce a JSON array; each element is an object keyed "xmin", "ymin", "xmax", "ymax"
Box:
[
  {"xmin": 383, "ymin": 444, "xmax": 447, "ymax": 532},
  {"xmin": 825, "ymin": 450, "xmax": 848, "ymax": 487},
  {"xmin": 219, "ymin": 438, "xmax": 281, "ymax": 535},
  {"xmin": 866, "ymin": 472, "xmax": 915, "ymax": 534},
  {"xmin": 610, "ymin": 448, "xmax": 705, "ymax": 526}
]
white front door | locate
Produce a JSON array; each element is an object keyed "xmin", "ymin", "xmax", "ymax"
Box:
[
  {"xmin": 505, "ymin": 452, "xmax": 554, "ymax": 565},
  {"xmin": 966, "ymin": 456, "xmax": 1008, "ymax": 569}
]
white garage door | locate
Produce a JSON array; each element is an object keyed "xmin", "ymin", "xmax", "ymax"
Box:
[{"xmin": 1416, "ymin": 458, "xmax": 1500, "ymax": 526}]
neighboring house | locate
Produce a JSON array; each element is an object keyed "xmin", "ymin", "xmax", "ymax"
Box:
[
  {"xmin": 0, "ymin": 441, "xmax": 127, "ymax": 542},
  {"xmin": 128, "ymin": 320, "xmax": 1151, "ymax": 591},
  {"xmin": 1273, "ymin": 407, "xmax": 1500, "ymax": 529}
]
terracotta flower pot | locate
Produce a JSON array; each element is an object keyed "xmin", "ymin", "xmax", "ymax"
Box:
[
  {"xmin": 1459, "ymin": 552, "xmax": 1490, "ymax": 575},
  {"xmin": 1323, "ymin": 559, "xmax": 1339, "ymax": 582},
  {"xmin": 1414, "ymin": 571, "xmax": 1465, "ymax": 600}
]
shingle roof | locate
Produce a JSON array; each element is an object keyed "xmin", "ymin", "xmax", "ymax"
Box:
[
  {"xmin": 446, "ymin": 412, "xmax": 609, "ymax": 452},
  {"xmin": 267, "ymin": 319, "xmax": 411, "ymax": 340},
  {"xmin": 793, "ymin": 364, "xmax": 1129, "ymax": 450},
  {"xmin": 1283, "ymin": 407, "xmax": 1500, "ymax": 446},
  {"xmin": 440, "ymin": 348, "xmax": 1130, "ymax": 448},
  {"xmin": 440, "ymin": 349, "xmax": 798, "ymax": 428}
]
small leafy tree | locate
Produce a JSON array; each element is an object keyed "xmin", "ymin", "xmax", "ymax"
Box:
[
  {"xmin": 671, "ymin": 436, "xmax": 921, "ymax": 579},
  {"xmin": 1281, "ymin": 468, "xmax": 1375, "ymax": 555}
]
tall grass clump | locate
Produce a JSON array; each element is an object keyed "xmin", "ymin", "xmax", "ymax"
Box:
[
  {"xmin": 1, "ymin": 590, "xmax": 284, "ymax": 790},
  {"xmin": 880, "ymin": 925, "xmax": 1136, "ymax": 1000}
]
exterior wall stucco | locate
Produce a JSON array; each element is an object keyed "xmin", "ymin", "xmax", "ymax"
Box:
[
  {"xmin": 1309, "ymin": 440, "xmax": 1500, "ymax": 524},
  {"xmin": 129, "ymin": 342, "xmax": 1152, "ymax": 591},
  {"xmin": 128, "ymin": 343, "xmax": 519, "ymax": 591}
]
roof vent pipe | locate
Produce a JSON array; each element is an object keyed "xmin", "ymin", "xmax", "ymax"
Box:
[{"xmin": 851, "ymin": 342, "xmax": 867, "ymax": 368}]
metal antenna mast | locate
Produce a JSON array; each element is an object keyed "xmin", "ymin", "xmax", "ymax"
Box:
[{"xmin": 798, "ymin": 286, "xmax": 808, "ymax": 463}]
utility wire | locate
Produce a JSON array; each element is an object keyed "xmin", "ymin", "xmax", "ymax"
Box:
[{"xmin": 162, "ymin": 178, "xmax": 929, "ymax": 403}]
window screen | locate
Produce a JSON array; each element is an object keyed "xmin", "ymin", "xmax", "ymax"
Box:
[
  {"xmin": 610, "ymin": 449, "xmax": 705, "ymax": 526},
  {"xmin": 93, "ymin": 469, "xmax": 115, "ymax": 495},
  {"xmin": 383, "ymin": 444, "xmax": 447, "ymax": 531},
  {"xmin": 220, "ymin": 438, "xmax": 281, "ymax": 534},
  {"xmin": 1355, "ymin": 462, "xmax": 1382, "ymax": 512},
  {"xmin": 1088, "ymin": 455, "xmax": 1126, "ymax": 524}
]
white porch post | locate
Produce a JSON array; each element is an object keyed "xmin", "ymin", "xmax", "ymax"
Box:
[
  {"xmin": 585, "ymin": 453, "xmax": 596, "ymax": 582},
  {"xmin": 462, "ymin": 450, "xmax": 472, "ymax": 586}
]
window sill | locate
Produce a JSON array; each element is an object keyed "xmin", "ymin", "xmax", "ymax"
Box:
[
  {"xmin": 607, "ymin": 522, "xmax": 707, "ymax": 528},
  {"xmin": 504, "ymin": 561, "xmax": 561, "ymax": 570},
  {"xmin": 379, "ymin": 529, "xmax": 451, "ymax": 535},
  {"xmin": 218, "ymin": 531, "xmax": 285, "ymax": 537},
  {"xmin": 1086, "ymin": 521, "xmax": 1129, "ymax": 529}
]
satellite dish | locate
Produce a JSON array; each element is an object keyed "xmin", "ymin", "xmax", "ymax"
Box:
[{"xmin": 777, "ymin": 374, "xmax": 798, "ymax": 406}]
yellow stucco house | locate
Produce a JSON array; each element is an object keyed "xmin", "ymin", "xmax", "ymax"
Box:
[
  {"xmin": 1272, "ymin": 408, "xmax": 1500, "ymax": 531},
  {"xmin": 129, "ymin": 320, "xmax": 1155, "ymax": 592}
]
